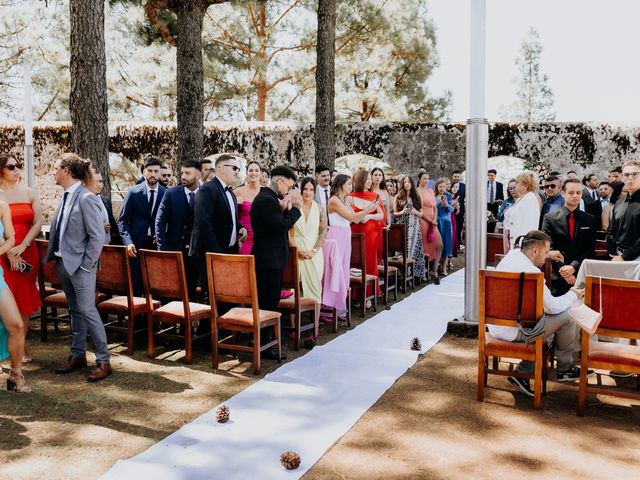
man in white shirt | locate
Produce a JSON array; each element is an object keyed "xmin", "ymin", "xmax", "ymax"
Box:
[{"xmin": 494, "ymin": 230, "xmax": 592, "ymax": 396}]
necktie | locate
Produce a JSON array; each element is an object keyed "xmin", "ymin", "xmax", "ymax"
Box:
[
  {"xmin": 593, "ymin": 190, "xmax": 598, "ymax": 201},
  {"xmin": 51, "ymin": 192, "xmax": 69, "ymax": 253},
  {"xmin": 569, "ymin": 211, "xmax": 575, "ymax": 240},
  {"xmin": 149, "ymin": 189, "xmax": 156, "ymax": 215},
  {"xmin": 188, "ymin": 191, "xmax": 195, "ymax": 211},
  {"xmin": 489, "ymin": 182, "xmax": 494, "ymax": 203},
  {"xmin": 324, "ymin": 188, "xmax": 330, "ymax": 226}
]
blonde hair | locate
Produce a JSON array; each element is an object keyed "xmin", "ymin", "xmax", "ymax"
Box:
[
  {"xmin": 623, "ymin": 160, "xmax": 640, "ymax": 169},
  {"xmin": 515, "ymin": 171, "xmax": 538, "ymax": 193}
]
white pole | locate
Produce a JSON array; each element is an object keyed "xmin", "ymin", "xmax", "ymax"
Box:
[
  {"xmin": 463, "ymin": 0, "xmax": 489, "ymax": 324},
  {"xmin": 23, "ymin": 61, "xmax": 35, "ymax": 188}
]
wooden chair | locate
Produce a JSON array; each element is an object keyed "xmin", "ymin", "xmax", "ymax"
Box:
[
  {"xmin": 388, "ymin": 223, "xmax": 415, "ymax": 292},
  {"xmin": 320, "ymin": 287, "xmax": 352, "ymax": 333},
  {"xmin": 378, "ymin": 227, "xmax": 398, "ymax": 305},
  {"xmin": 577, "ymin": 276, "xmax": 640, "ymax": 416},
  {"xmin": 36, "ymin": 239, "xmax": 69, "ymax": 341},
  {"xmin": 486, "ymin": 233, "xmax": 505, "ymax": 267},
  {"xmin": 350, "ymin": 233, "xmax": 378, "ymax": 318},
  {"xmin": 206, "ymin": 253, "xmax": 281, "ymax": 375},
  {"xmin": 277, "ymin": 246, "xmax": 318, "ymax": 351},
  {"xmin": 478, "ymin": 269, "xmax": 550, "ymax": 410},
  {"xmin": 96, "ymin": 245, "xmax": 160, "ymax": 355},
  {"xmin": 140, "ymin": 249, "xmax": 210, "ymax": 364}
]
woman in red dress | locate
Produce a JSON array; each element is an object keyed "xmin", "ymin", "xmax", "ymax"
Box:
[
  {"xmin": 0, "ymin": 155, "xmax": 43, "ymax": 363},
  {"xmin": 350, "ymin": 170, "xmax": 384, "ymax": 302}
]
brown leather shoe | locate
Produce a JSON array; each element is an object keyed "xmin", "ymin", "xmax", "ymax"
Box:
[
  {"xmin": 87, "ymin": 363, "xmax": 112, "ymax": 382},
  {"xmin": 55, "ymin": 355, "xmax": 88, "ymax": 374}
]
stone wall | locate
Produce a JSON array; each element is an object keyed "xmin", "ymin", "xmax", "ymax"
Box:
[{"xmin": 1, "ymin": 121, "xmax": 639, "ymax": 220}]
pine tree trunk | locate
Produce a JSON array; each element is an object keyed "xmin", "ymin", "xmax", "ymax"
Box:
[
  {"xmin": 175, "ymin": 1, "xmax": 206, "ymax": 166},
  {"xmin": 69, "ymin": 0, "xmax": 109, "ymax": 195},
  {"xmin": 315, "ymin": 0, "xmax": 336, "ymax": 170}
]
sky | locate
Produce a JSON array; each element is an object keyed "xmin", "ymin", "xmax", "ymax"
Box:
[{"xmin": 427, "ymin": 0, "xmax": 640, "ymax": 123}]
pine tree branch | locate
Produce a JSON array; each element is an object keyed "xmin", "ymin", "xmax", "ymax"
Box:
[{"xmin": 272, "ymin": 0, "xmax": 302, "ymax": 29}]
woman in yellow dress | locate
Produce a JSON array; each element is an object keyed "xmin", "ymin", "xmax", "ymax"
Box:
[{"xmin": 289, "ymin": 177, "xmax": 327, "ymax": 319}]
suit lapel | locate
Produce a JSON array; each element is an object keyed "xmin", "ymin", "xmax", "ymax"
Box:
[{"xmin": 215, "ymin": 177, "xmax": 232, "ymax": 217}]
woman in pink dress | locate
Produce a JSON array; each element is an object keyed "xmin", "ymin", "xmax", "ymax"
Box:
[
  {"xmin": 322, "ymin": 174, "xmax": 377, "ymax": 319},
  {"xmin": 416, "ymin": 172, "xmax": 443, "ymax": 283},
  {"xmin": 0, "ymin": 155, "xmax": 43, "ymax": 363},
  {"xmin": 234, "ymin": 161, "xmax": 262, "ymax": 255}
]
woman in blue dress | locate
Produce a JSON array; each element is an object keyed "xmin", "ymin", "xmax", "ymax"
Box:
[
  {"xmin": 435, "ymin": 178, "xmax": 454, "ymax": 276},
  {"xmin": 0, "ymin": 199, "xmax": 31, "ymax": 392}
]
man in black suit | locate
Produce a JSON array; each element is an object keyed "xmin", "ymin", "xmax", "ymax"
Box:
[
  {"xmin": 542, "ymin": 178, "xmax": 596, "ymax": 295},
  {"xmin": 156, "ymin": 160, "xmax": 201, "ymax": 300},
  {"xmin": 189, "ymin": 154, "xmax": 247, "ymax": 257},
  {"xmin": 118, "ymin": 157, "xmax": 166, "ymax": 294},
  {"xmin": 487, "ymin": 168, "xmax": 504, "ymax": 218},
  {"xmin": 251, "ymin": 165, "xmax": 302, "ymax": 359},
  {"xmin": 581, "ymin": 173, "xmax": 603, "ymax": 230},
  {"xmin": 452, "ymin": 170, "xmax": 465, "ymax": 248}
]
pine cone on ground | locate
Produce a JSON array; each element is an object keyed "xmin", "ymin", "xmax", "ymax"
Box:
[
  {"xmin": 280, "ymin": 451, "xmax": 301, "ymax": 470},
  {"xmin": 216, "ymin": 405, "xmax": 230, "ymax": 423},
  {"xmin": 410, "ymin": 337, "xmax": 422, "ymax": 351}
]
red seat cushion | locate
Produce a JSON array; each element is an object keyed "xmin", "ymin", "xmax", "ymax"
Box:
[
  {"xmin": 588, "ymin": 341, "xmax": 640, "ymax": 370},
  {"xmin": 350, "ymin": 274, "xmax": 377, "ymax": 284},
  {"xmin": 218, "ymin": 307, "xmax": 281, "ymax": 328},
  {"xmin": 98, "ymin": 296, "xmax": 161, "ymax": 313},
  {"xmin": 485, "ymin": 333, "xmax": 549, "ymax": 359},
  {"xmin": 277, "ymin": 296, "xmax": 316, "ymax": 310},
  {"xmin": 152, "ymin": 301, "xmax": 211, "ymax": 322}
]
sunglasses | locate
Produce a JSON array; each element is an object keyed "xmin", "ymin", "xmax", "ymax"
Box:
[
  {"xmin": 544, "ymin": 184, "xmax": 558, "ymax": 189},
  {"xmin": 5, "ymin": 164, "xmax": 23, "ymax": 171},
  {"xmin": 223, "ymin": 164, "xmax": 240, "ymax": 172}
]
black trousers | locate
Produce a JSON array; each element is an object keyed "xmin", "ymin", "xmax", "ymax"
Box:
[{"xmin": 255, "ymin": 268, "xmax": 283, "ymax": 311}]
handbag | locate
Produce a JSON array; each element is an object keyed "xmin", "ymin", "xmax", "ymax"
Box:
[{"xmin": 570, "ymin": 277, "xmax": 603, "ymax": 335}]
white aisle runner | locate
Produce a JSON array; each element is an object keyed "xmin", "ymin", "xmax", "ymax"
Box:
[{"xmin": 102, "ymin": 269, "xmax": 465, "ymax": 480}]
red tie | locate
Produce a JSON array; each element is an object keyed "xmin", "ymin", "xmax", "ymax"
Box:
[{"xmin": 569, "ymin": 211, "xmax": 575, "ymax": 240}]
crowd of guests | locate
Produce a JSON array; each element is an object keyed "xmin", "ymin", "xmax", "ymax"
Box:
[
  {"xmin": 0, "ymin": 152, "xmax": 468, "ymax": 392},
  {"xmin": 490, "ymin": 160, "xmax": 640, "ymax": 397},
  {"xmin": 2, "ymin": 148, "xmax": 638, "ymax": 395}
]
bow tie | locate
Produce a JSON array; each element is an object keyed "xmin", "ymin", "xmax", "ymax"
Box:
[{"xmin": 225, "ymin": 186, "xmax": 233, "ymax": 192}]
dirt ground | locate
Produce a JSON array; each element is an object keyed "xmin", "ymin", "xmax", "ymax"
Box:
[{"xmin": 304, "ymin": 335, "xmax": 640, "ymax": 480}]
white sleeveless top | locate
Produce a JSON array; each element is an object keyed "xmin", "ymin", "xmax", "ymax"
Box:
[{"xmin": 328, "ymin": 211, "xmax": 350, "ymax": 227}]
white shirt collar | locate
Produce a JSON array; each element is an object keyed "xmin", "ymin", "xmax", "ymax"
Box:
[
  {"xmin": 216, "ymin": 176, "xmax": 229, "ymax": 190},
  {"xmin": 185, "ymin": 186, "xmax": 199, "ymax": 196},
  {"xmin": 64, "ymin": 181, "xmax": 82, "ymax": 196},
  {"xmin": 145, "ymin": 181, "xmax": 158, "ymax": 192}
]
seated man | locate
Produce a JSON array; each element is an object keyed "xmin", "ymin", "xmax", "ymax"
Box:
[{"xmin": 493, "ymin": 230, "xmax": 592, "ymax": 397}]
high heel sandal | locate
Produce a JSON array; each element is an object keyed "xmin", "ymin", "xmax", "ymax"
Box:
[{"xmin": 7, "ymin": 369, "xmax": 32, "ymax": 393}]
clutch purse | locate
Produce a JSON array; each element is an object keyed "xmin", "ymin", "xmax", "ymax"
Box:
[{"xmin": 570, "ymin": 277, "xmax": 602, "ymax": 335}]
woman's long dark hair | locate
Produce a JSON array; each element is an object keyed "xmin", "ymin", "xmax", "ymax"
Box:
[
  {"xmin": 371, "ymin": 167, "xmax": 386, "ymax": 191},
  {"xmin": 331, "ymin": 174, "xmax": 350, "ymax": 197},
  {"xmin": 300, "ymin": 176, "xmax": 317, "ymax": 194},
  {"xmin": 396, "ymin": 175, "xmax": 422, "ymax": 209}
]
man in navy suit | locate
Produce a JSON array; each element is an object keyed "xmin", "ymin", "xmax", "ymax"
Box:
[
  {"xmin": 155, "ymin": 160, "xmax": 201, "ymax": 300},
  {"xmin": 542, "ymin": 178, "xmax": 596, "ymax": 295},
  {"xmin": 118, "ymin": 157, "xmax": 166, "ymax": 295},
  {"xmin": 487, "ymin": 169, "xmax": 504, "ymax": 218}
]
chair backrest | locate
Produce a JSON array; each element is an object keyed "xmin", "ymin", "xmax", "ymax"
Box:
[
  {"xmin": 139, "ymin": 249, "xmax": 188, "ymax": 301},
  {"xmin": 96, "ymin": 245, "xmax": 131, "ymax": 297},
  {"xmin": 281, "ymin": 246, "xmax": 299, "ymax": 290},
  {"xmin": 380, "ymin": 227, "xmax": 389, "ymax": 268},
  {"xmin": 479, "ymin": 270, "xmax": 544, "ymax": 330},
  {"xmin": 206, "ymin": 253, "xmax": 259, "ymax": 316},
  {"xmin": 388, "ymin": 223, "xmax": 407, "ymax": 260},
  {"xmin": 593, "ymin": 239, "xmax": 609, "ymax": 260},
  {"xmin": 350, "ymin": 233, "xmax": 367, "ymax": 270},
  {"xmin": 35, "ymin": 239, "xmax": 60, "ymax": 288},
  {"xmin": 585, "ymin": 276, "xmax": 640, "ymax": 338},
  {"xmin": 486, "ymin": 233, "xmax": 505, "ymax": 267}
]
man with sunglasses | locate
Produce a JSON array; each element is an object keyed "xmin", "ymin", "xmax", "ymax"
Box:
[
  {"xmin": 538, "ymin": 175, "xmax": 564, "ymax": 228},
  {"xmin": 607, "ymin": 160, "xmax": 640, "ymax": 261},
  {"xmin": 190, "ymin": 154, "xmax": 247, "ymax": 258}
]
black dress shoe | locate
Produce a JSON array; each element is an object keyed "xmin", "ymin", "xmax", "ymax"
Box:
[
  {"xmin": 434, "ymin": 276, "xmax": 440, "ymax": 285},
  {"xmin": 260, "ymin": 347, "xmax": 287, "ymax": 361}
]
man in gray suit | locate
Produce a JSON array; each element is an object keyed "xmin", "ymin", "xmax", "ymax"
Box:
[{"xmin": 46, "ymin": 153, "xmax": 112, "ymax": 382}]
